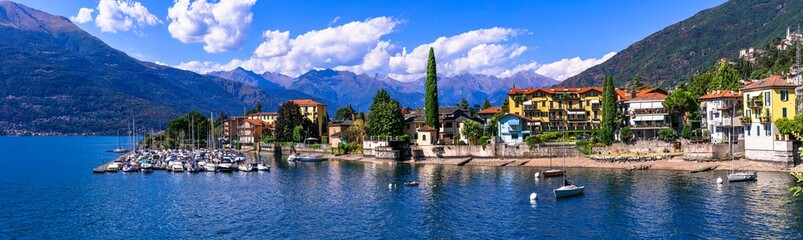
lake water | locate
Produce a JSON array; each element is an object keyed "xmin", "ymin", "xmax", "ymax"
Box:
[{"xmin": 1, "ymin": 136, "xmax": 802, "ymax": 239}]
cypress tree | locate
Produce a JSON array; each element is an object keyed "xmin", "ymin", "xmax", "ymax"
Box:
[
  {"xmin": 600, "ymin": 76, "xmax": 617, "ymax": 145},
  {"xmin": 425, "ymin": 47, "xmax": 440, "ymax": 134}
]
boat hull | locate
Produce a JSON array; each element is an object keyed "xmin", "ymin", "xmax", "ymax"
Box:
[
  {"xmin": 554, "ymin": 185, "xmax": 584, "ymax": 198},
  {"xmin": 728, "ymin": 172, "xmax": 757, "ymax": 182},
  {"xmin": 294, "ymin": 157, "xmax": 327, "ymax": 162},
  {"xmin": 543, "ymin": 169, "xmax": 565, "ymax": 177}
]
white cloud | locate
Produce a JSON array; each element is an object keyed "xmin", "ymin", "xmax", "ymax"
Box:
[
  {"xmin": 167, "ymin": 0, "xmax": 257, "ymax": 53},
  {"xmin": 535, "ymin": 52, "xmax": 617, "ymax": 81},
  {"xmin": 231, "ymin": 16, "xmax": 399, "ymax": 76},
  {"xmin": 176, "ymin": 17, "xmax": 613, "ymax": 83},
  {"xmin": 328, "ymin": 16, "xmax": 340, "ymax": 26},
  {"xmin": 175, "ymin": 60, "xmax": 223, "ymax": 74},
  {"xmin": 94, "ymin": 0, "xmax": 161, "ymax": 33},
  {"xmin": 69, "ymin": 8, "xmax": 95, "ymax": 24}
]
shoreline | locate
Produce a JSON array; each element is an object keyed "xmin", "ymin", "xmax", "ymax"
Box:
[{"xmin": 300, "ymin": 152, "xmax": 803, "ymax": 173}]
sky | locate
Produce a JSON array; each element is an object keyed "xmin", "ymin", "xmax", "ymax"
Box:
[{"xmin": 18, "ymin": 0, "xmax": 725, "ymax": 82}]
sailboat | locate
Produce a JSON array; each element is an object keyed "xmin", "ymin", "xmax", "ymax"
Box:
[
  {"xmin": 553, "ymin": 129, "xmax": 584, "ymax": 198},
  {"xmin": 725, "ymin": 99, "xmax": 757, "ymax": 182},
  {"xmin": 108, "ymin": 130, "xmax": 130, "ymax": 153}
]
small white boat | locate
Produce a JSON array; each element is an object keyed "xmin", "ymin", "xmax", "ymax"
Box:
[
  {"xmin": 287, "ymin": 154, "xmax": 297, "ymax": 162},
  {"xmin": 106, "ymin": 163, "xmax": 120, "ymax": 172},
  {"xmin": 218, "ymin": 163, "xmax": 234, "ymax": 172},
  {"xmin": 170, "ymin": 163, "xmax": 184, "ymax": 172},
  {"xmin": 543, "ymin": 169, "xmax": 564, "ymax": 177},
  {"xmin": 122, "ymin": 163, "xmax": 138, "ymax": 172},
  {"xmin": 728, "ymin": 171, "xmax": 757, "ymax": 182},
  {"xmin": 238, "ymin": 164, "xmax": 255, "ymax": 172},
  {"xmin": 257, "ymin": 163, "xmax": 270, "ymax": 171},
  {"xmin": 554, "ymin": 184, "xmax": 584, "ymax": 198},
  {"xmin": 204, "ymin": 163, "xmax": 217, "ymax": 172},
  {"xmin": 140, "ymin": 163, "xmax": 153, "ymax": 173}
]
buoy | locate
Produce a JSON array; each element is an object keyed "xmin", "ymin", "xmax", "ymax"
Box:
[
  {"xmin": 388, "ymin": 183, "xmax": 394, "ymax": 189},
  {"xmin": 529, "ymin": 192, "xmax": 538, "ymax": 201},
  {"xmin": 716, "ymin": 177, "xmax": 723, "ymax": 184},
  {"xmin": 534, "ymin": 172, "xmax": 541, "ymax": 178}
]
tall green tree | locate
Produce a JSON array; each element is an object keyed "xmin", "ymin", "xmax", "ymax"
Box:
[
  {"xmin": 630, "ymin": 75, "xmax": 648, "ymax": 91},
  {"xmin": 425, "ymin": 47, "xmax": 440, "ymax": 134},
  {"xmin": 712, "ymin": 61, "xmax": 741, "ymax": 90},
  {"xmin": 600, "ymin": 76, "xmax": 617, "ymax": 145},
  {"xmin": 458, "ymin": 98, "xmax": 469, "ymax": 109},
  {"xmin": 334, "ymin": 104, "xmax": 357, "ymax": 121},
  {"xmin": 501, "ymin": 99, "xmax": 510, "ymax": 113},
  {"xmin": 367, "ymin": 89, "xmax": 404, "ymax": 136},
  {"xmin": 482, "ymin": 98, "xmax": 492, "ymax": 110},
  {"xmin": 275, "ymin": 102, "xmax": 303, "ymax": 142},
  {"xmin": 663, "ymin": 88, "xmax": 698, "ymax": 127},
  {"xmin": 247, "ymin": 101, "xmax": 263, "ymax": 115},
  {"xmin": 166, "ymin": 111, "xmax": 211, "ymax": 148}
]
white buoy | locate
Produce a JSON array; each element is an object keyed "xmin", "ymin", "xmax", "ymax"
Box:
[
  {"xmin": 716, "ymin": 177, "xmax": 723, "ymax": 184},
  {"xmin": 534, "ymin": 172, "xmax": 541, "ymax": 178},
  {"xmin": 529, "ymin": 192, "xmax": 538, "ymax": 201},
  {"xmin": 388, "ymin": 183, "xmax": 394, "ymax": 189}
]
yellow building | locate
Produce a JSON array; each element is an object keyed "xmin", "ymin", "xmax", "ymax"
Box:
[
  {"xmin": 507, "ymin": 87, "xmax": 603, "ymax": 131},
  {"xmin": 290, "ymin": 99, "xmax": 328, "ymax": 137},
  {"xmin": 741, "ymin": 75, "xmax": 797, "ymax": 163}
]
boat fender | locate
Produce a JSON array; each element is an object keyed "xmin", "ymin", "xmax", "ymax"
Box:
[
  {"xmin": 529, "ymin": 192, "xmax": 538, "ymax": 201},
  {"xmin": 716, "ymin": 177, "xmax": 723, "ymax": 184}
]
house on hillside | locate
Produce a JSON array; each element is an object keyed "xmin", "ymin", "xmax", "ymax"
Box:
[
  {"xmin": 477, "ymin": 106, "xmax": 501, "ymax": 122},
  {"xmin": 289, "ymin": 99, "xmax": 327, "ymax": 137},
  {"xmin": 507, "ymin": 87, "xmax": 603, "ymax": 132},
  {"xmin": 617, "ymin": 88, "xmax": 671, "ymax": 139},
  {"xmin": 238, "ymin": 119, "xmax": 272, "ymax": 145}
]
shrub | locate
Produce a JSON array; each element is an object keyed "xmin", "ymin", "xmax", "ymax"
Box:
[
  {"xmin": 400, "ymin": 134, "xmax": 413, "ymax": 143},
  {"xmin": 681, "ymin": 125, "xmax": 693, "ymax": 139},
  {"xmin": 526, "ymin": 135, "xmax": 542, "ymax": 147},
  {"xmin": 619, "ymin": 126, "xmax": 633, "ymax": 143},
  {"xmin": 539, "ymin": 132, "xmax": 560, "ymax": 142},
  {"xmin": 659, "ymin": 128, "xmax": 677, "ymax": 142},
  {"xmin": 598, "ymin": 128, "xmax": 614, "ymax": 145},
  {"xmin": 457, "ymin": 140, "xmax": 467, "ymax": 145},
  {"xmin": 479, "ymin": 136, "xmax": 491, "ymax": 148},
  {"xmin": 310, "ymin": 144, "xmax": 321, "ymax": 149},
  {"xmin": 575, "ymin": 140, "xmax": 593, "ymax": 155}
]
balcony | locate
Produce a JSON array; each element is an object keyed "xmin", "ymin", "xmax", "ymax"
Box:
[
  {"xmin": 591, "ymin": 104, "xmax": 601, "ymax": 110},
  {"xmin": 632, "ymin": 108, "xmax": 668, "ymax": 115},
  {"xmin": 549, "ymin": 116, "xmax": 563, "ymax": 121},
  {"xmin": 523, "ymin": 105, "xmax": 538, "ymax": 111},
  {"xmin": 631, "ymin": 123, "xmax": 671, "ymax": 129},
  {"xmin": 760, "ymin": 114, "xmax": 771, "ymax": 123},
  {"xmin": 739, "ymin": 115, "xmax": 752, "ymax": 124},
  {"xmin": 553, "ymin": 94, "xmax": 580, "ymax": 100},
  {"xmin": 748, "ymin": 101, "xmax": 763, "ymax": 108}
]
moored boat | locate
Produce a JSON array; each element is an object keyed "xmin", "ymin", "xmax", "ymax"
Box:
[
  {"xmin": 728, "ymin": 171, "xmax": 757, "ymax": 182},
  {"xmin": 403, "ymin": 181, "xmax": 420, "ymax": 186},
  {"xmin": 543, "ymin": 169, "xmax": 564, "ymax": 177},
  {"xmin": 554, "ymin": 183, "xmax": 584, "ymax": 198},
  {"xmin": 106, "ymin": 163, "xmax": 120, "ymax": 172}
]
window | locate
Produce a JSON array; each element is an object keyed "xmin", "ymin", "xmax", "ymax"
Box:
[
  {"xmin": 558, "ymin": 102, "xmax": 562, "ymax": 108},
  {"xmin": 746, "ymin": 126, "xmax": 750, "ymax": 136},
  {"xmin": 445, "ymin": 122, "xmax": 453, "ymax": 128},
  {"xmin": 781, "ymin": 91, "xmax": 789, "ymax": 101},
  {"xmin": 765, "ymin": 125, "xmax": 771, "ymax": 136},
  {"xmin": 550, "ymin": 102, "xmax": 554, "ymax": 108},
  {"xmin": 515, "ymin": 101, "xmax": 519, "ymax": 108},
  {"xmin": 542, "ymin": 101, "xmax": 545, "ymax": 107},
  {"xmin": 512, "ymin": 134, "xmax": 518, "ymax": 139},
  {"xmin": 586, "ymin": 100, "xmax": 590, "ymax": 106},
  {"xmin": 423, "ymin": 135, "xmax": 426, "ymax": 141},
  {"xmin": 783, "ymin": 108, "xmax": 788, "ymax": 118},
  {"xmin": 756, "ymin": 126, "xmax": 760, "ymax": 136},
  {"xmin": 765, "ymin": 92, "xmax": 771, "ymax": 106}
]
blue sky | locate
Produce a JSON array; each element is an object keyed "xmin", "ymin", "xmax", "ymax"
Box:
[{"xmin": 18, "ymin": 0, "xmax": 724, "ymax": 81}]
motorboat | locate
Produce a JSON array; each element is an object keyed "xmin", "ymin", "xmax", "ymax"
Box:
[
  {"xmin": 122, "ymin": 163, "xmax": 138, "ymax": 172},
  {"xmin": 403, "ymin": 181, "xmax": 420, "ymax": 187},
  {"xmin": 170, "ymin": 163, "xmax": 184, "ymax": 172},
  {"xmin": 293, "ymin": 155, "xmax": 327, "ymax": 162},
  {"xmin": 543, "ymin": 169, "xmax": 565, "ymax": 177},
  {"xmin": 204, "ymin": 163, "xmax": 217, "ymax": 172},
  {"xmin": 257, "ymin": 163, "xmax": 270, "ymax": 171},
  {"xmin": 238, "ymin": 163, "xmax": 256, "ymax": 172},
  {"xmin": 106, "ymin": 163, "xmax": 120, "ymax": 172},
  {"xmin": 140, "ymin": 162, "xmax": 153, "ymax": 173},
  {"xmin": 728, "ymin": 171, "xmax": 757, "ymax": 182}
]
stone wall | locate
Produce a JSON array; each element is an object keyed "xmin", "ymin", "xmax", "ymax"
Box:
[
  {"xmin": 593, "ymin": 140, "xmax": 673, "ymax": 155},
  {"xmin": 409, "ymin": 142, "xmax": 579, "ymax": 159},
  {"xmin": 683, "ymin": 141, "xmax": 744, "ymax": 161},
  {"xmin": 375, "ymin": 146, "xmax": 400, "ymax": 160}
]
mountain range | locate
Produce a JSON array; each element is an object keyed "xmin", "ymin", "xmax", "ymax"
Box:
[
  {"xmin": 561, "ymin": 0, "xmax": 803, "ymax": 88},
  {"xmin": 209, "ymin": 68, "xmax": 559, "ymax": 111},
  {"xmin": 0, "ymin": 1, "xmax": 301, "ymax": 134}
]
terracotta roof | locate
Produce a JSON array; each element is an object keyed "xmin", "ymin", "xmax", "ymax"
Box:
[
  {"xmin": 477, "ymin": 106, "xmax": 502, "ymax": 114},
  {"xmin": 244, "ymin": 119, "xmax": 267, "ymax": 126},
  {"xmin": 248, "ymin": 112, "xmax": 277, "ymax": 116},
  {"xmin": 628, "ymin": 92, "xmax": 667, "ymax": 101},
  {"xmin": 501, "ymin": 113, "xmax": 534, "ymax": 122},
  {"xmin": 290, "ymin": 99, "xmax": 324, "ymax": 106},
  {"xmin": 699, "ymin": 90, "xmax": 741, "ymax": 100},
  {"xmin": 508, "ymin": 87, "xmax": 606, "ymax": 96},
  {"xmin": 741, "ymin": 75, "xmax": 796, "ymax": 91},
  {"xmin": 418, "ymin": 125, "xmax": 436, "ymax": 131},
  {"xmin": 619, "ymin": 88, "xmax": 668, "ymax": 101}
]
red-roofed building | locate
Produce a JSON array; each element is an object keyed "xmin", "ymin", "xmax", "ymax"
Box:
[
  {"xmin": 507, "ymin": 86, "xmax": 605, "ymax": 132},
  {"xmin": 477, "ymin": 106, "xmax": 502, "ymax": 121},
  {"xmin": 699, "ymin": 90, "xmax": 743, "ymax": 143},
  {"xmin": 622, "ymin": 87, "xmax": 671, "ymax": 139},
  {"xmin": 247, "ymin": 112, "xmax": 278, "ymax": 124},
  {"xmin": 238, "ymin": 119, "xmax": 273, "ymax": 145}
]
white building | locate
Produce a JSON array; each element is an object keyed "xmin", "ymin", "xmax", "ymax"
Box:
[
  {"xmin": 497, "ymin": 113, "xmax": 533, "ymax": 145},
  {"xmin": 619, "ymin": 88, "xmax": 671, "ymax": 139},
  {"xmin": 699, "ymin": 90, "xmax": 743, "ymax": 143}
]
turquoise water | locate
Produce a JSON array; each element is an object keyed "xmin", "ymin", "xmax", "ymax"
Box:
[{"xmin": 1, "ymin": 136, "xmax": 802, "ymax": 239}]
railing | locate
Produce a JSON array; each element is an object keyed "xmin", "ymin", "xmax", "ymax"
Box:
[
  {"xmin": 748, "ymin": 101, "xmax": 763, "ymax": 108},
  {"xmin": 541, "ymin": 126, "xmax": 598, "ymax": 132},
  {"xmin": 632, "ymin": 108, "xmax": 668, "ymax": 114},
  {"xmin": 523, "ymin": 105, "xmax": 538, "ymax": 111},
  {"xmin": 549, "ymin": 116, "xmax": 563, "ymax": 121},
  {"xmin": 553, "ymin": 94, "xmax": 581, "ymax": 100},
  {"xmin": 631, "ymin": 123, "xmax": 671, "ymax": 128},
  {"xmin": 760, "ymin": 114, "xmax": 771, "ymax": 123},
  {"xmin": 591, "ymin": 104, "xmax": 601, "ymax": 110}
]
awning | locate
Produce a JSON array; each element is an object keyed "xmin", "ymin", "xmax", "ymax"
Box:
[
  {"xmin": 591, "ymin": 100, "xmax": 600, "ymax": 103},
  {"xmin": 523, "ymin": 100, "xmax": 533, "ymax": 106},
  {"xmin": 633, "ymin": 115, "xmax": 664, "ymax": 121},
  {"xmin": 568, "ymin": 111, "xmax": 586, "ymax": 115},
  {"xmin": 508, "ymin": 119, "xmax": 520, "ymax": 125}
]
